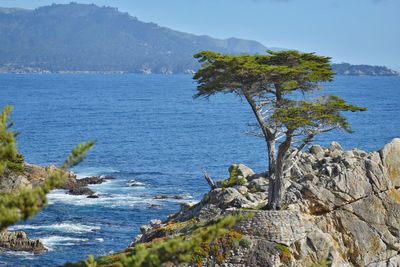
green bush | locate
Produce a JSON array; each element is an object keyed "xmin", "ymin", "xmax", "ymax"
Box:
[
  {"xmin": 6, "ymin": 153, "xmax": 24, "ymax": 174},
  {"xmin": 220, "ymin": 165, "xmax": 247, "ymax": 188},
  {"xmin": 275, "ymin": 244, "xmax": 292, "ymax": 265},
  {"xmin": 202, "ymin": 193, "xmax": 210, "ymax": 202},
  {"xmin": 248, "ymin": 185, "xmax": 258, "ymax": 193},
  {"xmin": 81, "ymin": 215, "xmax": 244, "ymax": 267},
  {"xmin": 239, "ymin": 238, "xmax": 251, "ymax": 249},
  {"xmin": 221, "ymin": 177, "xmax": 246, "ymax": 188}
]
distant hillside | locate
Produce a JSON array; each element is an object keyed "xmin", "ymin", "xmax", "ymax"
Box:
[
  {"xmin": 332, "ymin": 63, "xmax": 399, "ymax": 76},
  {"xmin": 0, "ymin": 3, "xmax": 270, "ymax": 74},
  {"xmin": 0, "ymin": 4, "xmax": 396, "ymax": 76}
]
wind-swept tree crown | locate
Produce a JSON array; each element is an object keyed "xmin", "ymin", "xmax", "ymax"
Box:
[
  {"xmin": 193, "ymin": 50, "xmax": 333, "ymax": 99},
  {"xmin": 273, "ymin": 95, "xmax": 367, "ymax": 133}
]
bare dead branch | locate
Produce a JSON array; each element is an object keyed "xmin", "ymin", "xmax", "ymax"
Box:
[{"xmin": 202, "ymin": 169, "xmax": 217, "ymax": 190}]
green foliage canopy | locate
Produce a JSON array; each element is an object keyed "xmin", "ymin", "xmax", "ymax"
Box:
[
  {"xmin": 273, "ymin": 95, "xmax": 367, "ymax": 132},
  {"xmin": 194, "ymin": 50, "xmax": 333, "ymax": 99},
  {"xmin": 194, "ymin": 49, "xmax": 366, "ymax": 139}
]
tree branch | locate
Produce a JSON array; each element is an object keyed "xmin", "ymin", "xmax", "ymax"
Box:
[
  {"xmin": 242, "ymin": 88, "xmax": 274, "ymax": 140},
  {"xmin": 202, "ymin": 169, "xmax": 217, "ymax": 190}
]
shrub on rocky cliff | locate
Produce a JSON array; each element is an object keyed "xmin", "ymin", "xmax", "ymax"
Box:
[
  {"xmin": 220, "ymin": 165, "xmax": 247, "ymax": 188},
  {"xmin": 79, "ymin": 215, "xmax": 243, "ymax": 267}
]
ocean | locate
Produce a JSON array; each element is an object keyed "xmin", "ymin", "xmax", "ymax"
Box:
[{"xmin": 0, "ymin": 74, "xmax": 399, "ymax": 266}]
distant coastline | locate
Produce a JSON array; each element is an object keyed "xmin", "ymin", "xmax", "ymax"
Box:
[
  {"xmin": 1, "ymin": 3, "xmax": 398, "ymax": 77},
  {"xmin": 0, "ymin": 64, "xmax": 398, "ymax": 76},
  {"xmin": 331, "ymin": 63, "xmax": 399, "ymax": 76}
]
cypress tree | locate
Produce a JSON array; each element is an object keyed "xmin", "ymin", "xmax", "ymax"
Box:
[{"xmin": 193, "ymin": 50, "xmax": 366, "ymax": 209}]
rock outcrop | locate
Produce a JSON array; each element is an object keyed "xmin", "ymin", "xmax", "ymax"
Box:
[
  {"xmin": 1, "ymin": 164, "xmax": 78, "ymax": 193},
  {"xmin": 61, "ymin": 176, "xmax": 111, "ymax": 196},
  {"xmin": 134, "ymin": 139, "xmax": 400, "ymax": 266},
  {"xmin": 0, "ymin": 164, "xmax": 48, "ymax": 193},
  {"xmin": 0, "ymin": 230, "xmax": 46, "ymax": 254},
  {"xmin": 0, "ymin": 163, "xmax": 110, "ymax": 197},
  {"xmin": 0, "ymin": 164, "xmax": 110, "ymax": 254},
  {"xmin": 283, "ymin": 139, "xmax": 400, "ymax": 266}
]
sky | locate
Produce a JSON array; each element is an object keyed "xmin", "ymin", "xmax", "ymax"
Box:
[{"xmin": 1, "ymin": 0, "xmax": 399, "ymax": 70}]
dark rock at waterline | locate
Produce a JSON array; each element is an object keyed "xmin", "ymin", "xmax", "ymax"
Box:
[
  {"xmin": 87, "ymin": 195, "xmax": 99, "ymax": 199},
  {"xmin": 100, "ymin": 175, "xmax": 115, "ymax": 180},
  {"xmin": 77, "ymin": 176, "xmax": 111, "ymax": 187},
  {"xmin": 153, "ymin": 195, "xmax": 185, "ymax": 200},
  {"xmin": 0, "ymin": 230, "xmax": 46, "ymax": 254},
  {"xmin": 63, "ymin": 175, "xmax": 112, "ymax": 196},
  {"xmin": 148, "ymin": 204, "xmax": 162, "ymax": 209},
  {"xmin": 68, "ymin": 187, "xmax": 94, "ymax": 196}
]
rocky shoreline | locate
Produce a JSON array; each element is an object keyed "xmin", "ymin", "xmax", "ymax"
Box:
[
  {"xmin": 2, "ymin": 139, "xmax": 400, "ymax": 265},
  {"xmin": 130, "ymin": 138, "xmax": 400, "ymax": 266},
  {"xmin": 0, "ymin": 164, "xmax": 111, "ymax": 197},
  {"xmin": 0, "ymin": 164, "xmax": 110, "ymax": 254}
]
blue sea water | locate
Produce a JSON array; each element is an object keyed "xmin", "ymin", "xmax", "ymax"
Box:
[{"xmin": 0, "ymin": 74, "xmax": 399, "ymax": 266}]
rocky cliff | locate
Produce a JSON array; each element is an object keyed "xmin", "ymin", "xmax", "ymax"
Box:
[{"xmin": 134, "ymin": 139, "xmax": 400, "ymax": 266}]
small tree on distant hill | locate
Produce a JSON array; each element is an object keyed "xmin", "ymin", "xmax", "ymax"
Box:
[{"xmin": 193, "ymin": 50, "xmax": 366, "ymax": 210}]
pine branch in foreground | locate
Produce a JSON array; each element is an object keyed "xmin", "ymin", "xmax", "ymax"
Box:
[{"xmin": 0, "ymin": 106, "xmax": 94, "ymax": 230}]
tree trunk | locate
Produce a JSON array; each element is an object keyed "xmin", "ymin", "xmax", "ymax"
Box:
[
  {"xmin": 241, "ymin": 88, "xmax": 286, "ymax": 210},
  {"xmin": 241, "ymin": 89, "xmax": 273, "ymax": 144},
  {"xmin": 270, "ymin": 153, "xmax": 285, "ymax": 210},
  {"xmin": 266, "ymin": 139, "xmax": 276, "ymax": 210},
  {"xmin": 268, "ymin": 133, "xmax": 292, "ymax": 210}
]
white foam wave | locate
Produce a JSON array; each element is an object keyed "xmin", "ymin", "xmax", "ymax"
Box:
[
  {"xmin": 9, "ymin": 223, "xmax": 100, "ymax": 234},
  {"xmin": 48, "ymin": 190, "xmax": 153, "ymax": 208},
  {"xmin": 1, "ymin": 250, "xmax": 35, "ymax": 259},
  {"xmin": 126, "ymin": 180, "xmax": 145, "ymax": 187},
  {"xmin": 41, "ymin": 236, "xmax": 89, "ymax": 251},
  {"xmin": 48, "ymin": 187, "xmax": 194, "ymax": 209}
]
